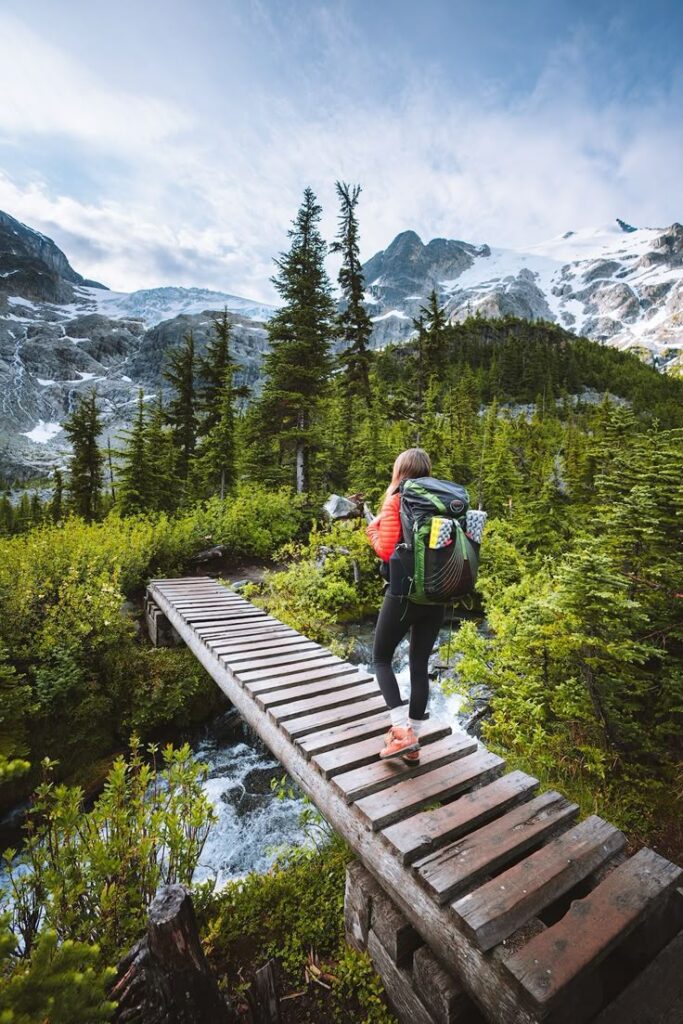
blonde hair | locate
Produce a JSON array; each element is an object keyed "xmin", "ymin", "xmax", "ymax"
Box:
[{"xmin": 383, "ymin": 447, "xmax": 432, "ymax": 505}]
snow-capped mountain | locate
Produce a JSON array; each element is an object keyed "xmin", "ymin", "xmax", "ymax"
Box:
[
  {"xmin": 2, "ymin": 207, "xmax": 681, "ymax": 480},
  {"xmin": 0, "ymin": 211, "xmax": 273, "ymax": 479},
  {"xmin": 363, "ymin": 221, "xmax": 683, "ymax": 372}
]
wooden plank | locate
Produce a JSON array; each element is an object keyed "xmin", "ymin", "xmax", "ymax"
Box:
[
  {"xmin": 313, "ymin": 720, "xmax": 452, "ymax": 779},
  {"xmin": 255, "ymin": 671, "xmax": 375, "ymax": 708},
  {"xmin": 196, "ymin": 620, "xmax": 287, "ymax": 638},
  {"xmin": 204, "ymin": 635, "xmax": 318, "ymax": 658},
  {"xmin": 333, "ymin": 732, "xmax": 478, "ymax": 805},
  {"xmin": 148, "ymin": 583, "xmax": 554, "ymax": 1024},
  {"xmin": 182, "ymin": 610, "xmax": 266, "ymax": 623},
  {"xmin": 367, "ymin": 929, "xmax": 435, "ymax": 1024},
  {"xmin": 356, "ymin": 750, "xmax": 505, "ymax": 832},
  {"xmin": 236, "ymin": 659, "xmax": 351, "ymax": 686},
  {"xmin": 382, "ymin": 771, "xmax": 539, "ymax": 866},
  {"xmin": 414, "ymin": 791, "xmax": 578, "ymax": 905},
  {"xmin": 281, "ymin": 694, "xmax": 388, "ymax": 739},
  {"xmin": 296, "ymin": 710, "xmax": 392, "ymax": 759},
  {"xmin": 268, "ymin": 680, "xmax": 380, "ymax": 722},
  {"xmin": 503, "ymin": 847, "xmax": 683, "ymax": 1008},
  {"xmin": 452, "ymin": 815, "xmax": 626, "ymax": 950},
  {"xmin": 209, "ymin": 640, "xmax": 321, "ymax": 663},
  {"xmin": 227, "ymin": 648, "xmax": 337, "ymax": 675}
]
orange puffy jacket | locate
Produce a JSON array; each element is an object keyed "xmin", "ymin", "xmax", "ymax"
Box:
[{"xmin": 366, "ymin": 492, "xmax": 402, "ymax": 562}]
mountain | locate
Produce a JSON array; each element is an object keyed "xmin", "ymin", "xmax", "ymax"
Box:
[
  {"xmin": 0, "ymin": 212, "xmax": 273, "ymax": 480},
  {"xmin": 363, "ymin": 221, "xmax": 683, "ymax": 373},
  {"xmin": 1, "ymin": 209, "xmax": 682, "ymax": 481}
]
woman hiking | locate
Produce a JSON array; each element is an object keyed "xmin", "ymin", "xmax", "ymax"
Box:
[{"xmin": 366, "ymin": 447, "xmax": 445, "ymax": 763}]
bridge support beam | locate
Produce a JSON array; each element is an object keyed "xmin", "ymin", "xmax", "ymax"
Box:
[
  {"xmin": 145, "ymin": 594, "xmax": 183, "ymax": 648},
  {"xmin": 345, "ymin": 860, "xmax": 483, "ymax": 1024}
]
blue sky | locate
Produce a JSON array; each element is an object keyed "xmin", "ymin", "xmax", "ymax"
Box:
[{"xmin": 0, "ymin": 0, "xmax": 681, "ymax": 299}]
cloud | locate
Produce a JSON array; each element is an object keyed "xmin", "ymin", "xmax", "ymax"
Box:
[
  {"xmin": 0, "ymin": 12, "xmax": 188, "ymax": 152},
  {"xmin": 0, "ymin": 9, "xmax": 680, "ymax": 300}
]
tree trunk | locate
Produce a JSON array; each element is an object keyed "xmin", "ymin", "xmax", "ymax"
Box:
[{"xmin": 111, "ymin": 885, "xmax": 234, "ymax": 1024}]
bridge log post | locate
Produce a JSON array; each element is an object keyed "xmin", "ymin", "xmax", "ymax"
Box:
[
  {"xmin": 345, "ymin": 861, "xmax": 484, "ymax": 1024},
  {"xmin": 145, "ymin": 590, "xmax": 183, "ymax": 647}
]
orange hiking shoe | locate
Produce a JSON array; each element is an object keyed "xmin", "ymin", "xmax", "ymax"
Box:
[{"xmin": 379, "ymin": 725, "xmax": 419, "ymax": 760}]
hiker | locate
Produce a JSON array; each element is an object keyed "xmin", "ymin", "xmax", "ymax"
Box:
[{"xmin": 366, "ymin": 447, "xmax": 445, "ymax": 763}]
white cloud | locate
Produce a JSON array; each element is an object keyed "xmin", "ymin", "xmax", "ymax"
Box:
[
  {"xmin": 0, "ymin": 13, "xmax": 680, "ymax": 300},
  {"xmin": 0, "ymin": 12, "xmax": 188, "ymax": 151}
]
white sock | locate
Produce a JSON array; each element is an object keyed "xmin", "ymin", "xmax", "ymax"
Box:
[
  {"xmin": 409, "ymin": 717, "xmax": 424, "ymax": 737},
  {"xmin": 390, "ymin": 705, "xmax": 409, "ymax": 729}
]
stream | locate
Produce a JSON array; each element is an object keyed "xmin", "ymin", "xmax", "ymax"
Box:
[
  {"xmin": 0, "ymin": 619, "xmax": 475, "ymax": 894},
  {"xmin": 192, "ymin": 619, "xmax": 470, "ymax": 887}
]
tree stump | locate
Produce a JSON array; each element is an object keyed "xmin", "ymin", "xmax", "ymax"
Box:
[{"xmin": 111, "ymin": 885, "xmax": 234, "ymax": 1024}]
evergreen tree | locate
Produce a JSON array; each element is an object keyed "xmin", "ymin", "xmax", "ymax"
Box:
[
  {"xmin": 62, "ymin": 390, "xmax": 104, "ymax": 522},
  {"xmin": 164, "ymin": 331, "xmax": 198, "ymax": 481},
  {"xmin": 16, "ymin": 494, "xmax": 31, "ymax": 533},
  {"xmin": 255, "ymin": 187, "xmax": 336, "ymax": 492},
  {"xmin": 420, "ymin": 289, "xmax": 449, "ymax": 381},
  {"xmin": 330, "ymin": 181, "xmax": 373, "ymax": 409},
  {"xmin": 201, "ymin": 368, "xmax": 238, "ymax": 499},
  {"xmin": 117, "ymin": 390, "xmax": 150, "ymax": 515},
  {"xmin": 198, "ymin": 310, "xmax": 248, "ymax": 435},
  {"xmin": 50, "ymin": 469, "xmax": 64, "ymax": 524},
  {"xmin": 0, "ymin": 495, "xmax": 13, "ymax": 536},
  {"xmin": 144, "ymin": 395, "xmax": 177, "ymax": 512}
]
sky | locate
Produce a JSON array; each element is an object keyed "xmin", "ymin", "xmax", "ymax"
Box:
[{"xmin": 0, "ymin": 0, "xmax": 681, "ymax": 301}]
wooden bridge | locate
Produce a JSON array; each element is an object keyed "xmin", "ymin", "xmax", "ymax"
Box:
[{"xmin": 146, "ymin": 576, "xmax": 683, "ymax": 1024}]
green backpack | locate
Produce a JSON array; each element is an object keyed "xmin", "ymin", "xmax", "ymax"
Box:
[{"xmin": 390, "ymin": 477, "xmax": 481, "ymax": 605}]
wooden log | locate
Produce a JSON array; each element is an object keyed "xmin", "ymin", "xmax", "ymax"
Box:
[
  {"xmin": 256, "ymin": 670, "xmax": 376, "ymax": 708},
  {"xmin": 150, "ymin": 582, "xmax": 683, "ymax": 1024},
  {"xmin": 366, "ymin": 928, "xmax": 436, "ymax": 1024},
  {"xmin": 111, "ymin": 884, "xmax": 233, "ymax": 1023},
  {"xmin": 414, "ymin": 792, "xmax": 578, "ymax": 905},
  {"xmin": 242, "ymin": 662, "xmax": 364, "ymax": 692},
  {"xmin": 356, "ymin": 750, "xmax": 505, "ymax": 832},
  {"xmin": 297, "ymin": 710, "xmax": 391, "ymax": 758},
  {"xmin": 237, "ymin": 656, "xmax": 348, "ymax": 685},
  {"xmin": 370, "ymin": 888, "xmax": 423, "ymax": 967},
  {"xmin": 314, "ymin": 720, "xmax": 452, "ymax": 779},
  {"xmin": 412, "ymin": 945, "xmax": 484, "ymax": 1024},
  {"xmin": 382, "ymin": 770, "xmax": 539, "ymax": 865},
  {"xmin": 344, "ymin": 860, "xmax": 384, "ymax": 952},
  {"xmin": 210, "ymin": 640, "xmax": 321, "ymax": 664},
  {"xmin": 247, "ymin": 958, "xmax": 281, "ymax": 1024},
  {"xmin": 452, "ymin": 815, "xmax": 626, "ymax": 950},
  {"xmin": 268, "ymin": 680, "xmax": 380, "ymax": 722},
  {"xmin": 281, "ymin": 694, "xmax": 388, "ymax": 739},
  {"xmin": 503, "ymin": 848, "xmax": 683, "ymax": 1010},
  {"xmin": 333, "ymin": 733, "xmax": 478, "ymax": 805},
  {"xmin": 231, "ymin": 648, "xmax": 340, "ymax": 675},
  {"xmin": 207, "ymin": 636, "xmax": 318, "ymax": 659}
]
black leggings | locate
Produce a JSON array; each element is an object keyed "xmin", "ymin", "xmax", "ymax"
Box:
[{"xmin": 372, "ymin": 592, "xmax": 445, "ymax": 720}]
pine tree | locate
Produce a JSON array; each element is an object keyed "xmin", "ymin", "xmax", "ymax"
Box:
[
  {"xmin": 255, "ymin": 187, "xmax": 336, "ymax": 492},
  {"xmin": 144, "ymin": 395, "xmax": 177, "ymax": 512},
  {"xmin": 420, "ymin": 289, "xmax": 449, "ymax": 381},
  {"xmin": 201, "ymin": 368, "xmax": 238, "ymax": 499},
  {"xmin": 0, "ymin": 495, "xmax": 13, "ymax": 536},
  {"xmin": 330, "ymin": 181, "xmax": 373, "ymax": 409},
  {"xmin": 117, "ymin": 390, "xmax": 150, "ymax": 515},
  {"xmin": 51, "ymin": 469, "xmax": 64, "ymax": 523},
  {"xmin": 62, "ymin": 390, "xmax": 104, "ymax": 522},
  {"xmin": 198, "ymin": 310, "xmax": 248, "ymax": 435},
  {"xmin": 164, "ymin": 331, "xmax": 198, "ymax": 481}
]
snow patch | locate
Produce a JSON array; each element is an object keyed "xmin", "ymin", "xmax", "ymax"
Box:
[
  {"xmin": 36, "ymin": 377, "xmax": 55, "ymax": 386},
  {"xmin": 22, "ymin": 420, "xmax": 62, "ymax": 444}
]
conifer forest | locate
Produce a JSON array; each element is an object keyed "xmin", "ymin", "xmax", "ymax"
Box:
[{"xmin": 1, "ymin": 181, "xmax": 681, "ymax": 1022}]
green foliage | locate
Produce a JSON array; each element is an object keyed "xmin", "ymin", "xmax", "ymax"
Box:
[
  {"xmin": 251, "ymin": 187, "xmax": 336, "ymax": 492},
  {"xmin": 331, "ymin": 945, "xmax": 397, "ymax": 1024},
  {"xmin": 0, "ymin": 919, "xmax": 115, "ymax": 1024},
  {"xmin": 62, "ymin": 389, "xmax": 104, "ymax": 522},
  {"xmin": 2, "ymin": 741, "xmax": 216, "ymax": 964},
  {"xmin": 0, "ymin": 487, "xmax": 305, "ymax": 794},
  {"xmin": 246, "ymin": 520, "xmax": 383, "ymax": 651}
]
